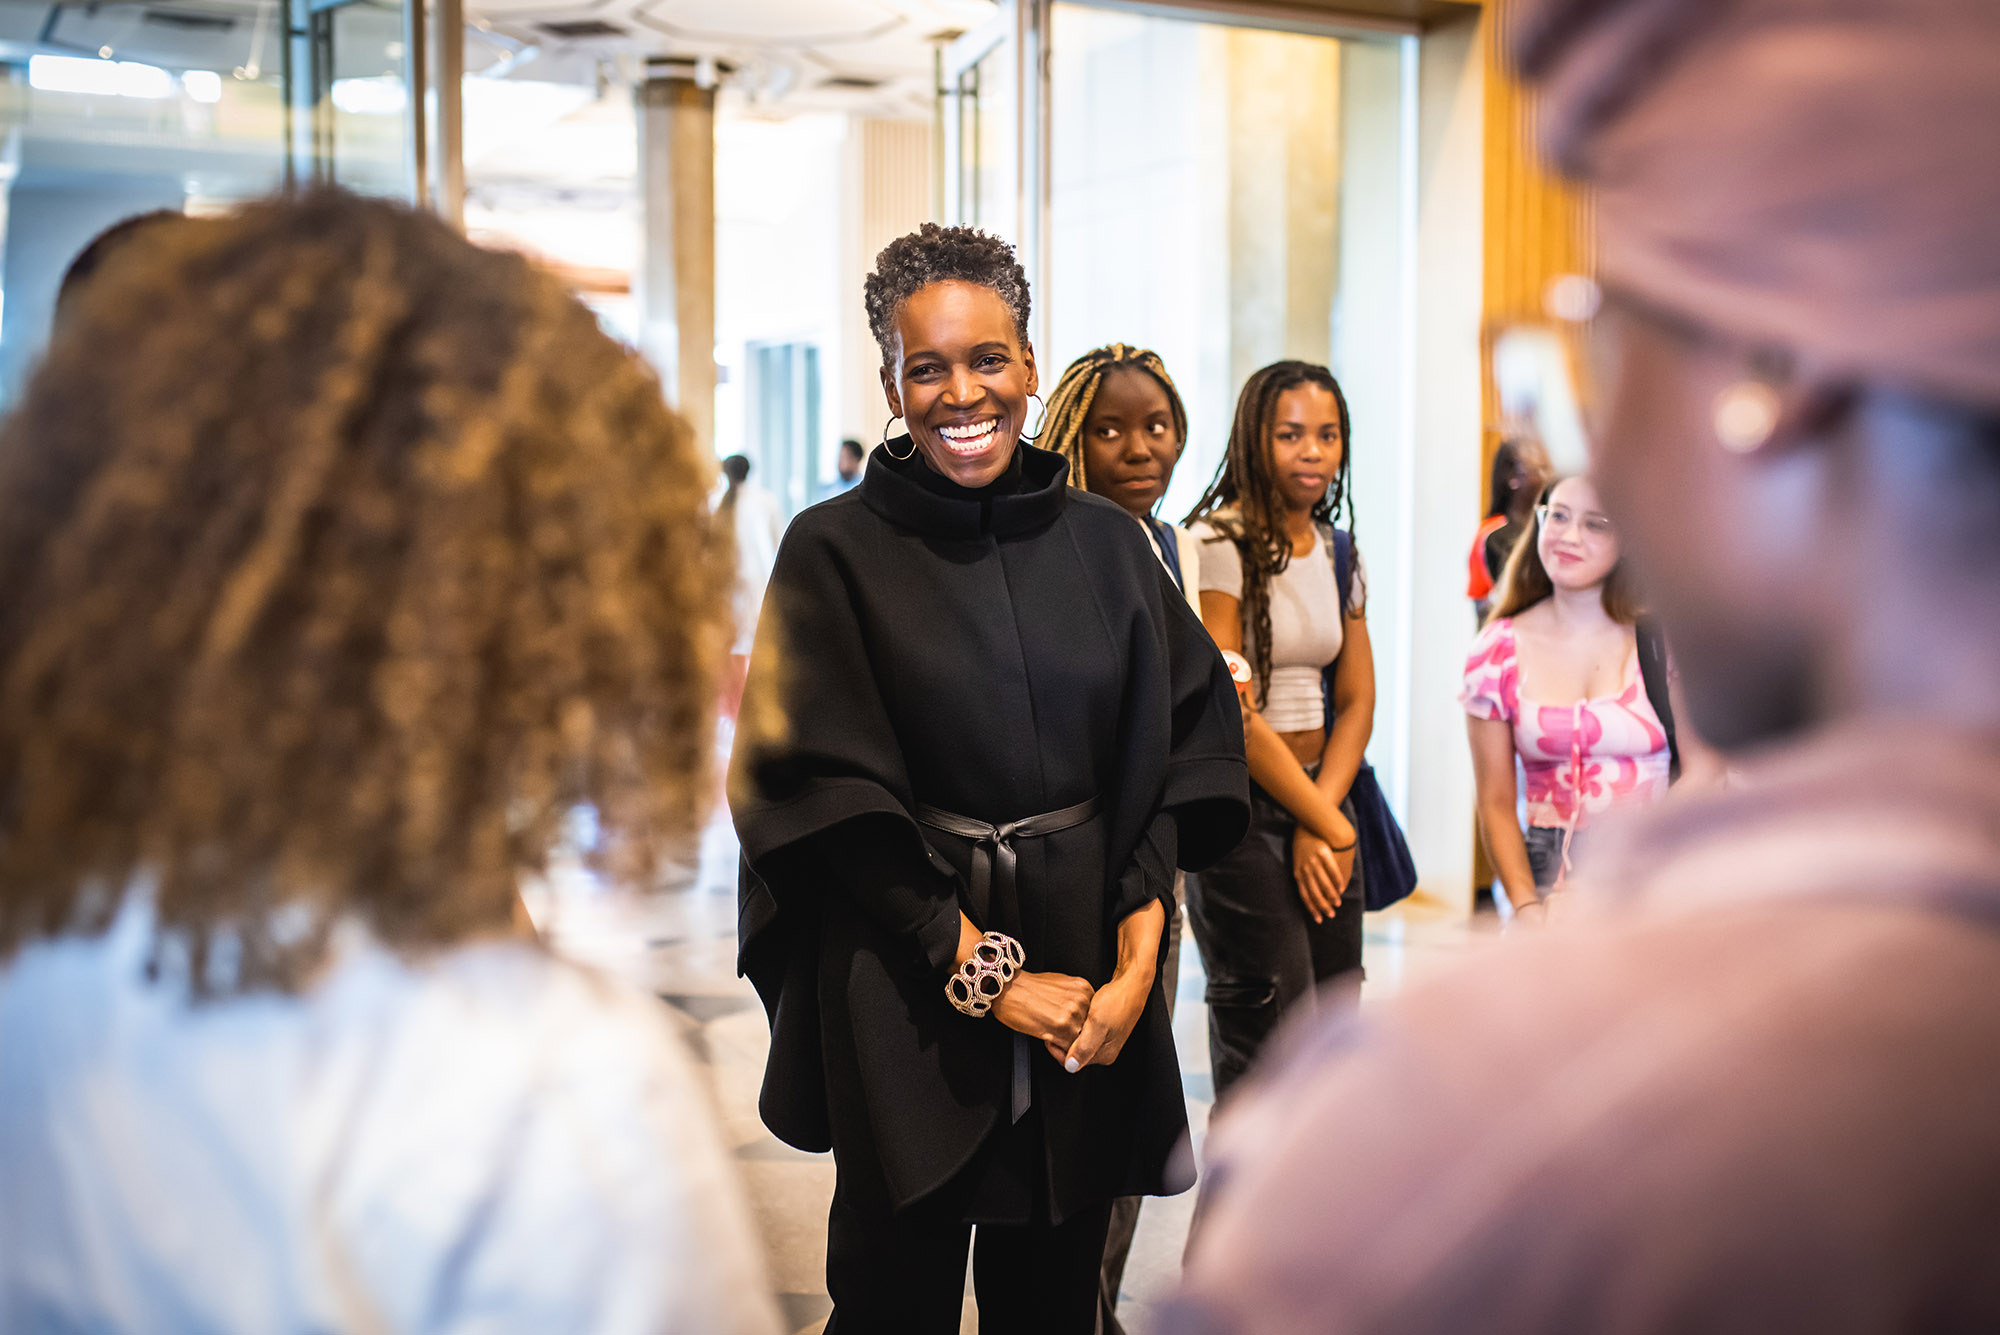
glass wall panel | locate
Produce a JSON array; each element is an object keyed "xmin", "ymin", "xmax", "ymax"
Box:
[
  {"xmin": 962, "ymin": 41, "xmax": 1016, "ymax": 240},
  {"xmin": 941, "ymin": 15, "xmax": 1019, "ymax": 245},
  {"xmin": 324, "ymin": 0, "xmax": 412, "ymax": 197},
  {"xmin": 0, "ymin": 0, "xmax": 414, "ymax": 406}
]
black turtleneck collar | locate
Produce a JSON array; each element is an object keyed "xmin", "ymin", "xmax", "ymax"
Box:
[{"xmin": 861, "ymin": 437, "xmax": 1071, "ymax": 539}]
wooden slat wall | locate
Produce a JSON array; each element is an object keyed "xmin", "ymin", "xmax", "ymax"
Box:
[
  {"xmin": 1472, "ymin": 0, "xmax": 1592, "ymax": 905},
  {"xmin": 1480, "ymin": 0, "xmax": 1591, "ymax": 508}
]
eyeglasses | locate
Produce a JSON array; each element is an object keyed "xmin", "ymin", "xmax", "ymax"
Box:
[{"xmin": 1536, "ymin": 504, "xmax": 1616, "ymax": 540}]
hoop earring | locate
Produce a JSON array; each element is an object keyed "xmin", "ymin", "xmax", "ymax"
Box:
[
  {"xmin": 880, "ymin": 415, "xmax": 915, "ymax": 460},
  {"xmin": 1023, "ymin": 393, "xmax": 1047, "ymax": 442}
]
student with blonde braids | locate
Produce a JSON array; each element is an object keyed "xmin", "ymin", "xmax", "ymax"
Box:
[
  {"xmin": 0, "ymin": 192, "xmax": 778, "ymax": 1333},
  {"xmin": 1039, "ymin": 341, "xmax": 1200, "ymax": 1334},
  {"xmin": 1183, "ymin": 360, "xmax": 1378, "ymax": 1101},
  {"xmin": 1043, "ymin": 343, "xmax": 1201, "ymax": 612}
]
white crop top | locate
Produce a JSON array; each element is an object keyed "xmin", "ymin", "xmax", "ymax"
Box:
[{"xmin": 1190, "ymin": 521, "xmax": 1366, "ymax": 733}]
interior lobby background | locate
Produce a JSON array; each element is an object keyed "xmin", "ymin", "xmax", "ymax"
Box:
[{"xmin": 0, "ymin": 0, "xmax": 1585, "ymax": 913}]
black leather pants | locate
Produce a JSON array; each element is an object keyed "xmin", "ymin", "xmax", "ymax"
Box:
[{"xmin": 1186, "ymin": 779, "xmax": 1365, "ymax": 1104}]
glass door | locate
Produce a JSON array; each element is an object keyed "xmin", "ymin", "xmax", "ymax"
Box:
[
  {"xmin": 749, "ymin": 340, "xmax": 824, "ymax": 519},
  {"xmin": 283, "ymin": 0, "xmax": 422, "ymax": 199}
]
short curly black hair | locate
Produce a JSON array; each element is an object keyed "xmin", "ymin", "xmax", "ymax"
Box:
[{"xmin": 863, "ymin": 223, "xmax": 1032, "ymax": 367}]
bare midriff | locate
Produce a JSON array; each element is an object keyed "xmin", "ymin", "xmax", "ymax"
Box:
[{"xmin": 1279, "ymin": 728, "xmax": 1323, "ymax": 769}]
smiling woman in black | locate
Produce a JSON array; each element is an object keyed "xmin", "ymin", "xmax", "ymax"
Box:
[{"xmin": 731, "ymin": 224, "xmax": 1248, "ymax": 1333}]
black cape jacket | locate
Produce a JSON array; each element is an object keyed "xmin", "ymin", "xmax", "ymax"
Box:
[{"xmin": 731, "ymin": 442, "xmax": 1249, "ymax": 1222}]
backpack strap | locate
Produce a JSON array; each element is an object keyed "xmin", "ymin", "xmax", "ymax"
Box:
[
  {"xmin": 1634, "ymin": 617, "xmax": 1682, "ymax": 783},
  {"xmin": 1325, "ymin": 524, "xmax": 1354, "ymax": 613},
  {"xmin": 1320, "ymin": 525, "xmax": 1355, "ymax": 739}
]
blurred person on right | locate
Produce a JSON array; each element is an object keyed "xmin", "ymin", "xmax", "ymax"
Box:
[{"xmin": 1168, "ymin": 0, "xmax": 2000, "ymax": 1330}]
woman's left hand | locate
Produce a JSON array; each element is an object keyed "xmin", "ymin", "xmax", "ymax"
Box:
[{"xmin": 1057, "ymin": 973, "xmax": 1151, "ymax": 1071}]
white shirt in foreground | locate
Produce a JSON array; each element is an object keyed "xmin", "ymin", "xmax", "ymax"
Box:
[{"xmin": 0, "ymin": 896, "xmax": 781, "ymax": 1335}]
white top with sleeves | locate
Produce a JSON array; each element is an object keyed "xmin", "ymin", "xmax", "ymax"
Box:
[
  {"xmin": 0, "ymin": 894, "xmax": 782, "ymax": 1335},
  {"xmin": 1190, "ymin": 519, "xmax": 1366, "ymax": 733}
]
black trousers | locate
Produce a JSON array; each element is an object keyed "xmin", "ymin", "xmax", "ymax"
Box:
[
  {"xmin": 825, "ymin": 1185, "xmax": 1113, "ymax": 1334},
  {"xmin": 1186, "ymin": 779, "xmax": 1365, "ymax": 1103}
]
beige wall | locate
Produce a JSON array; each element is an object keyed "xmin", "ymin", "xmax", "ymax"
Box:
[
  {"xmin": 1335, "ymin": 35, "xmax": 1415, "ymax": 842},
  {"xmin": 1327, "ymin": 18, "xmax": 1486, "ymax": 918},
  {"xmin": 1403, "ymin": 9, "xmax": 1484, "ymax": 913},
  {"xmin": 840, "ymin": 118, "xmax": 932, "ymax": 452},
  {"xmin": 1223, "ymin": 27, "xmax": 1342, "ymax": 388}
]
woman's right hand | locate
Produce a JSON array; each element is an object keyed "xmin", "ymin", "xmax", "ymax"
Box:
[
  {"xmin": 1293, "ymin": 826, "xmax": 1349, "ymax": 923},
  {"xmin": 991, "ymin": 970, "xmax": 1096, "ymax": 1060}
]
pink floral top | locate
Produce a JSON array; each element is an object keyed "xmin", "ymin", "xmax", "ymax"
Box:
[{"xmin": 1460, "ymin": 617, "xmax": 1671, "ymax": 832}]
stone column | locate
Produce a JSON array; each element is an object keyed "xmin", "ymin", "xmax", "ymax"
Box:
[
  {"xmin": 428, "ymin": 0, "xmax": 464, "ymax": 227},
  {"xmin": 637, "ymin": 73, "xmax": 716, "ymax": 452}
]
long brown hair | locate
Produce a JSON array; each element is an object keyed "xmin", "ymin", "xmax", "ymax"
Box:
[
  {"xmin": 1486, "ymin": 479, "xmax": 1643, "ymax": 625},
  {"xmin": 1184, "ymin": 360, "xmax": 1355, "ymax": 702},
  {"xmin": 0, "ymin": 191, "xmax": 731, "ymax": 992}
]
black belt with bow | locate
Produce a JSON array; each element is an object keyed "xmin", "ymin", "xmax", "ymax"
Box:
[{"xmin": 917, "ymin": 796, "xmax": 1101, "ymax": 1122}]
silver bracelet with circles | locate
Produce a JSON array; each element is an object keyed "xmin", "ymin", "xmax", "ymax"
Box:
[{"xmin": 945, "ymin": 931, "xmax": 1026, "ymax": 1017}]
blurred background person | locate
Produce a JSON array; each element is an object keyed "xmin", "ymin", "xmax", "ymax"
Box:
[
  {"xmin": 1466, "ymin": 435, "xmax": 1552, "ymax": 622},
  {"xmin": 1182, "ymin": 361, "xmax": 1378, "ymax": 1102},
  {"xmin": 0, "ymin": 191, "xmax": 777, "ymax": 1334},
  {"xmin": 1462, "ymin": 476, "xmax": 1670, "ymax": 916},
  {"xmin": 732, "ymin": 224, "xmax": 1247, "ymax": 1334},
  {"xmin": 1038, "ymin": 340, "xmax": 1200, "ymax": 1335},
  {"xmin": 1167, "ymin": 0, "xmax": 2000, "ymax": 1330},
  {"xmin": 718, "ymin": 452, "xmax": 786, "ymax": 721},
  {"xmin": 829, "ymin": 435, "xmax": 866, "ymax": 496}
]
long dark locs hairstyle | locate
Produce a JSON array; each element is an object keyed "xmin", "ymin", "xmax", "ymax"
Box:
[
  {"xmin": 1041, "ymin": 343, "xmax": 1189, "ymax": 494},
  {"xmin": 1184, "ymin": 359, "xmax": 1355, "ymax": 705}
]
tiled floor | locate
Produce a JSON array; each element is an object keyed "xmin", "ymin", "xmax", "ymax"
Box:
[{"xmin": 528, "ymin": 766, "xmax": 1490, "ymax": 1335}]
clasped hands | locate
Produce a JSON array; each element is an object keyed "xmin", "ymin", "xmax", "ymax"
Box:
[
  {"xmin": 1293, "ymin": 800, "xmax": 1357, "ymax": 925},
  {"xmin": 952, "ymin": 907, "xmax": 1159, "ymax": 1074},
  {"xmin": 994, "ymin": 968, "xmax": 1148, "ymax": 1072}
]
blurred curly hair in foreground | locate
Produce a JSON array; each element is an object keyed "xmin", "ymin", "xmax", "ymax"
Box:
[{"xmin": 0, "ymin": 190, "xmax": 732, "ymax": 993}]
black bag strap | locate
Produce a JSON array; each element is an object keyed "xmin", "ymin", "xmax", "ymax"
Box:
[{"xmin": 1634, "ymin": 617, "xmax": 1681, "ymax": 783}]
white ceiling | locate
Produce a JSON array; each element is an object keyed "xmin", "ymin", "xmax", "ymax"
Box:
[
  {"xmin": 0, "ymin": 0, "xmax": 990, "ymax": 120},
  {"xmin": 470, "ymin": 0, "xmax": 997, "ymax": 118}
]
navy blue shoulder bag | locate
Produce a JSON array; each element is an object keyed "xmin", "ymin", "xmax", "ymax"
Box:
[{"xmin": 1320, "ymin": 527, "xmax": 1420, "ymax": 912}]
